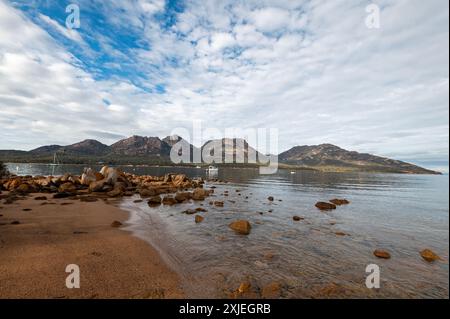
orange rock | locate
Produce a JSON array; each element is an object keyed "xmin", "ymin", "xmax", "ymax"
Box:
[
  {"xmin": 315, "ymin": 202, "xmax": 337, "ymax": 211},
  {"xmin": 58, "ymin": 182, "xmax": 77, "ymax": 194},
  {"xmin": 139, "ymin": 188, "xmax": 158, "ymax": 198},
  {"xmin": 89, "ymin": 180, "xmax": 107, "ymax": 192},
  {"xmin": 317, "ymin": 282, "xmax": 346, "ymax": 297},
  {"xmin": 374, "ymin": 249, "xmax": 391, "ymax": 259},
  {"xmin": 195, "ymin": 215, "xmax": 204, "ymax": 223},
  {"xmin": 192, "ymin": 188, "xmax": 210, "ymax": 201},
  {"xmin": 230, "ymin": 281, "xmax": 257, "ymax": 299},
  {"xmin": 7, "ymin": 178, "xmax": 22, "ymax": 190},
  {"xmin": 238, "ymin": 282, "xmax": 252, "ymax": 294},
  {"xmin": 330, "ymin": 198, "xmax": 350, "ymax": 205},
  {"xmin": 229, "ymin": 220, "xmax": 251, "ymax": 235},
  {"xmin": 261, "ymin": 282, "xmax": 282, "ymax": 299},
  {"xmin": 172, "ymin": 174, "xmax": 187, "ymax": 187},
  {"xmin": 175, "ymin": 192, "xmax": 192, "ymax": 203},
  {"xmin": 162, "ymin": 196, "xmax": 177, "ymax": 206},
  {"xmin": 420, "ymin": 249, "xmax": 442, "ymax": 262},
  {"xmin": 147, "ymin": 196, "xmax": 162, "ymax": 206},
  {"xmin": 15, "ymin": 183, "xmax": 32, "ymax": 194},
  {"xmin": 214, "ymin": 201, "xmax": 224, "ymax": 207},
  {"xmin": 107, "ymin": 183, "xmax": 126, "ymax": 197}
]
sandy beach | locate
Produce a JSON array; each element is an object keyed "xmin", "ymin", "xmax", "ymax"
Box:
[{"xmin": 0, "ymin": 192, "xmax": 184, "ymax": 299}]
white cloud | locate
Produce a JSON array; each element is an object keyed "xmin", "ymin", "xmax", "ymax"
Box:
[
  {"xmin": 250, "ymin": 7, "xmax": 291, "ymax": 32},
  {"xmin": 139, "ymin": 0, "xmax": 166, "ymax": 15},
  {"xmin": 39, "ymin": 14, "xmax": 84, "ymax": 44},
  {"xmin": 210, "ymin": 32, "xmax": 235, "ymax": 52}
]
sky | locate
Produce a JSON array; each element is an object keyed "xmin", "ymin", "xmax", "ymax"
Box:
[{"xmin": 0, "ymin": 0, "xmax": 448, "ymax": 171}]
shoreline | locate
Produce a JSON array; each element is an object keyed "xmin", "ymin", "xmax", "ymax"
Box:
[
  {"xmin": 0, "ymin": 192, "xmax": 185, "ymax": 299},
  {"xmin": 4, "ymin": 162, "xmax": 445, "ymax": 176}
]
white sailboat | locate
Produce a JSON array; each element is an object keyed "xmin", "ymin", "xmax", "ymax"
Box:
[
  {"xmin": 206, "ymin": 165, "xmax": 219, "ymax": 173},
  {"xmin": 49, "ymin": 152, "xmax": 60, "ymax": 166},
  {"xmin": 49, "ymin": 150, "xmax": 64, "ymax": 175}
]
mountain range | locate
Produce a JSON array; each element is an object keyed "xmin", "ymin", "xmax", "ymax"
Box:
[{"xmin": 0, "ymin": 135, "xmax": 441, "ymax": 175}]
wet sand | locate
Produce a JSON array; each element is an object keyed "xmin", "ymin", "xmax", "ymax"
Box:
[{"xmin": 0, "ymin": 193, "xmax": 184, "ymax": 299}]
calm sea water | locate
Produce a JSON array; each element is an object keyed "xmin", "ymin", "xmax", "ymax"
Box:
[{"xmin": 7, "ymin": 163, "xmax": 449, "ymax": 298}]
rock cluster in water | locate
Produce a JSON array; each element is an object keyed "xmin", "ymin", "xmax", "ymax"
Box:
[
  {"xmin": 0, "ymin": 166, "xmax": 205, "ymax": 202},
  {"xmin": 315, "ymin": 198, "xmax": 350, "ymax": 211}
]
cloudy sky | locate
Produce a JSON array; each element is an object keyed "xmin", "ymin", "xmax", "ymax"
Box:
[{"xmin": 0, "ymin": 0, "xmax": 448, "ymax": 171}]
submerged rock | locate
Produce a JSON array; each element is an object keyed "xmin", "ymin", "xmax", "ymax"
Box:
[
  {"xmin": 192, "ymin": 188, "xmax": 210, "ymax": 201},
  {"xmin": 330, "ymin": 198, "xmax": 350, "ymax": 205},
  {"xmin": 335, "ymin": 232, "xmax": 347, "ymax": 236},
  {"xmin": 229, "ymin": 220, "xmax": 252, "ymax": 235},
  {"xmin": 315, "ymin": 202, "xmax": 337, "ymax": 211},
  {"xmin": 162, "ymin": 196, "xmax": 177, "ymax": 206},
  {"xmin": 182, "ymin": 209, "xmax": 197, "ymax": 215},
  {"xmin": 175, "ymin": 192, "xmax": 192, "ymax": 203},
  {"xmin": 147, "ymin": 196, "xmax": 162, "ymax": 206},
  {"xmin": 237, "ymin": 282, "xmax": 251, "ymax": 294},
  {"xmin": 195, "ymin": 215, "xmax": 204, "ymax": 223},
  {"xmin": 420, "ymin": 249, "xmax": 442, "ymax": 262},
  {"xmin": 230, "ymin": 281, "xmax": 260, "ymax": 299},
  {"xmin": 214, "ymin": 201, "xmax": 224, "ymax": 207},
  {"xmin": 261, "ymin": 282, "xmax": 282, "ymax": 299}
]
